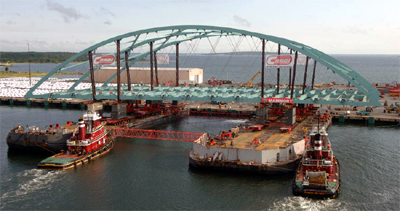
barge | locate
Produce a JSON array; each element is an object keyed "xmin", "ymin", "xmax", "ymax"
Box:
[
  {"xmin": 38, "ymin": 111, "xmax": 114, "ymax": 170},
  {"xmin": 189, "ymin": 116, "xmax": 312, "ymax": 175},
  {"xmin": 6, "ymin": 123, "xmax": 75, "ymax": 154},
  {"xmin": 292, "ymin": 127, "xmax": 340, "ymax": 198}
]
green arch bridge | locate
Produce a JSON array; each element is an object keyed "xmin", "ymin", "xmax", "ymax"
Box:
[{"xmin": 24, "ymin": 25, "xmax": 380, "ymax": 106}]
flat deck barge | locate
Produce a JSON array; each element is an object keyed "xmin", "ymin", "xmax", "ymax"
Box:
[{"xmin": 189, "ymin": 116, "xmax": 318, "ymax": 175}]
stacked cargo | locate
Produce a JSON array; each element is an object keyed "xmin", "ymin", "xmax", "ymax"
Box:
[
  {"xmin": 285, "ymin": 107, "xmax": 296, "ymax": 125},
  {"xmin": 111, "ymin": 103, "xmax": 127, "ymax": 119},
  {"xmin": 255, "ymin": 106, "xmax": 268, "ymax": 124}
]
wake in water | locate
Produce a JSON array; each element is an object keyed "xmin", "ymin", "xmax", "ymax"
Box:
[
  {"xmin": 269, "ymin": 197, "xmax": 348, "ymax": 211},
  {"xmin": 0, "ymin": 169, "xmax": 64, "ymax": 209},
  {"xmin": 222, "ymin": 119, "xmax": 247, "ymax": 123}
]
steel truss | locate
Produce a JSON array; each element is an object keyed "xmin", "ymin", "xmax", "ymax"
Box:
[{"xmin": 113, "ymin": 128, "xmax": 205, "ymax": 142}]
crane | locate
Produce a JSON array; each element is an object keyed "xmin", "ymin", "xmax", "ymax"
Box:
[{"xmin": 241, "ymin": 71, "xmax": 261, "ymax": 87}]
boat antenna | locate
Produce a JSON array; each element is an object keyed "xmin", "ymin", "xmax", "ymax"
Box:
[{"xmin": 317, "ymin": 110, "xmax": 320, "ymax": 133}]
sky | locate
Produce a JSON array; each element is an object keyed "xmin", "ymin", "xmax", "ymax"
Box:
[{"xmin": 0, "ymin": 0, "xmax": 399, "ymax": 54}]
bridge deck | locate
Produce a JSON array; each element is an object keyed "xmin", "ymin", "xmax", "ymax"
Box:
[{"xmin": 31, "ymin": 85, "xmax": 379, "ymax": 106}]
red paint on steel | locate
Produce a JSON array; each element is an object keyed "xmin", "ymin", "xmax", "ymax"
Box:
[
  {"xmin": 189, "ymin": 110, "xmax": 252, "ymax": 118},
  {"xmin": 176, "ymin": 43, "xmax": 179, "ymax": 86},
  {"xmin": 88, "ymin": 51, "xmax": 96, "ymax": 100},
  {"xmin": 116, "ymin": 39, "xmax": 121, "ymax": 102},
  {"xmin": 150, "ymin": 41, "xmax": 154, "ymax": 91},
  {"xmin": 277, "ymin": 44, "xmax": 281, "ymax": 94},
  {"xmin": 154, "ymin": 51, "xmax": 159, "ymax": 86},
  {"xmin": 290, "ymin": 51, "xmax": 298, "ymax": 99},
  {"xmin": 261, "ymin": 39, "xmax": 265, "ymax": 99},
  {"xmin": 113, "ymin": 128, "xmax": 204, "ymax": 142},
  {"xmin": 311, "ymin": 60, "xmax": 317, "ymax": 90},
  {"xmin": 125, "ymin": 51, "xmax": 131, "ymax": 91}
]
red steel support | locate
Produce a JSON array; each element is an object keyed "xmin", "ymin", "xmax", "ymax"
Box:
[
  {"xmin": 176, "ymin": 43, "xmax": 179, "ymax": 86},
  {"xmin": 125, "ymin": 51, "xmax": 131, "ymax": 91},
  {"xmin": 290, "ymin": 51, "xmax": 298, "ymax": 99},
  {"xmin": 261, "ymin": 39, "xmax": 265, "ymax": 99},
  {"xmin": 302, "ymin": 56, "xmax": 309, "ymax": 94},
  {"xmin": 154, "ymin": 51, "xmax": 159, "ymax": 86},
  {"xmin": 150, "ymin": 42, "xmax": 154, "ymax": 91},
  {"xmin": 311, "ymin": 61, "xmax": 317, "ymax": 90},
  {"xmin": 189, "ymin": 110, "xmax": 252, "ymax": 118},
  {"xmin": 289, "ymin": 49, "xmax": 292, "ymax": 88},
  {"xmin": 113, "ymin": 128, "xmax": 205, "ymax": 142},
  {"xmin": 88, "ymin": 50, "xmax": 96, "ymax": 100},
  {"xmin": 277, "ymin": 44, "xmax": 281, "ymax": 94},
  {"xmin": 116, "ymin": 40, "xmax": 121, "ymax": 102}
]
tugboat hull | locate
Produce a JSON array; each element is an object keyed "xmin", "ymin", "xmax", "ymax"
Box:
[
  {"xmin": 38, "ymin": 138, "xmax": 114, "ymax": 170},
  {"xmin": 292, "ymin": 158, "xmax": 341, "ymax": 198}
]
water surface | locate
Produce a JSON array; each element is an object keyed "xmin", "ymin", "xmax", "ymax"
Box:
[{"xmin": 0, "ymin": 107, "xmax": 399, "ymax": 210}]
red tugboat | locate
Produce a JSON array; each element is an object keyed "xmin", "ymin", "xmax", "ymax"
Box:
[
  {"xmin": 38, "ymin": 111, "xmax": 114, "ymax": 170},
  {"xmin": 292, "ymin": 126, "xmax": 340, "ymax": 198}
]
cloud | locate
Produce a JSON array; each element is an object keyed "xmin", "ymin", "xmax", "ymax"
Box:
[
  {"xmin": 99, "ymin": 7, "xmax": 115, "ymax": 17},
  {"xmin": 233, "ymin": 15, "xmax": 251, "ymax": 27},
  {"xmin": 6, "ymin": 20, "xmax": 17, "ymax": 25},
  {"xmin": 75, "ymin": 41, "xmax": 89, "ymax": 45},
  {"xmin": 0, "ymin": 39, "xmax": 19, "ymax": 45},
  {"xmin": 0, "ymin": 39, "xmax": 48, "ymax": 51},
  {"xmin": 45, "ymin": 0, "xmax": 82, "ymax": 23},
  {"xmin": 104, "ymin": 21, "xmax": 111, "ymax": 25},
  {"xmin": 342, "ymin": 26, "xmax": 368, "ymax": 34},
  {"xmin": 0, "ymin": 39, "xmax": 96, "ymax": 52}
]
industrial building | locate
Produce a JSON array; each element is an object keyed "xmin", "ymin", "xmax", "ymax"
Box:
[{"xmin": 94, "ymin": 67, "xmax": 203, "ymax": 85}]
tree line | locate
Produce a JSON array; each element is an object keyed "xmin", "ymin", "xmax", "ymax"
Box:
[{"xmin": 0, "ymin": 52, "xmax": 87, "ymax": 63}]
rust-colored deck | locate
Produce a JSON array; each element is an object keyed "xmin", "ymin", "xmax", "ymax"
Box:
[{"xmin": 214, "ymin": 117, "xmax": 310, "ymax": 150}]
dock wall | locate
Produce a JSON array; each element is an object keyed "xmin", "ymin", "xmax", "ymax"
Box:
[
  {"xmin": 0, "ymin": 97, "xmax": 86, "ymax": 110},
  {"xmin": 332, "ymin": 115, "xmax": 400, "ymax": 126},
  {"xmin": 2, "ymin": 97, "xmax": 399, "ymax": 126}
]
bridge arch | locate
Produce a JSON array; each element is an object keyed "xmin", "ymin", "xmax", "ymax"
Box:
[{"xmin": 24, "ymin": 25, "xmax": 380, "ymax": 106}]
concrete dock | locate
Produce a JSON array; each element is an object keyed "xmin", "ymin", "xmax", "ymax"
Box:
[
  {"xmin": 1, "ymin": 94, "xmax": 399, "ymax": 126},
  {"xmin": 0, "ymin": 97, "xmax": 87, "ymax": 110}
]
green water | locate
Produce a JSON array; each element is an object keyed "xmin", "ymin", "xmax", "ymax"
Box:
[{"xmin": 0, "ymin": 107, "xmax": 399, "ymax": 210}]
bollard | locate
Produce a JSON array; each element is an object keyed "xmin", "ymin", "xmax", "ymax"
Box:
[
  {"xmin": 368, "ymin": 117, "xmax": 375, "ymax": 125},
  {"xmin": 62, "ymin": 101, "xmax": 67, "ymax": 110},
  {"xmin": 338, "ymin": 116, "xmax": 345, "ymax": 123},
  {"xmin": 44, "ymin": 100, "xmax": 49, "ymax": 109},
  {"xmin": 10, "ymin": 98, "xmax": 13, "ymax": 107},
  {"xmin": 27, "ymin": 99, "xmax": 31, "ymax": 108}
]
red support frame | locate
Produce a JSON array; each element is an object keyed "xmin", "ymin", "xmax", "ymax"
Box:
[
  {"xmin": 113, "ymin": 128, "xmax": 205, "ymax": 142},
  {"xmin": 188, "ymin": 110, "xmax": 252, "ymax": 118}
]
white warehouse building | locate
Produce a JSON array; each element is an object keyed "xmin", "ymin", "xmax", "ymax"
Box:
[{"xmin": 94, "ymin": 67, "xmax": 203, "ymax": 85}]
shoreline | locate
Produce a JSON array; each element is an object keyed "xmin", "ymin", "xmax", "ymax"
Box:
[
  {"xmin": 0, "ymin": 71, "xmax": 84, "ymax": 78},
  {"xmin": 3, "ymin": 60, "xmax": 149, "ymax": 65},
  {"xmin": 2, "ymin": 62, "xmax": 83, "ymax": 65}
]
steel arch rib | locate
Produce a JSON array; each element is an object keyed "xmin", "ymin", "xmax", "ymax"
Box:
[
  {"xmin": 67, "ymin": 30, "xmax": 226, "ymax": 91},
  {"xmin": 101, "ymin": 32, "xmax": 225, "ymax": 86},
  {"xmin": 24, "ymin": 25, "xmax": 379, "ymax": 106}
]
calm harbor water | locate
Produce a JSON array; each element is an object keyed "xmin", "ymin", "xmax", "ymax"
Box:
[
  {"xmin": 0, "ymin": 106, "xmax": 399, "ymax": 210},
  {"xmin": 1, "ymin": 54, "xmax": 399, "ymax": 210}
]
